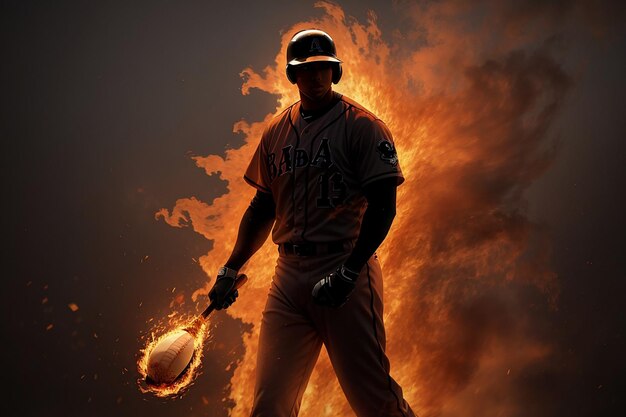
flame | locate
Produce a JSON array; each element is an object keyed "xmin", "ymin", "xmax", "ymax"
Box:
[{"xmin": 153, "ymin": 1, "xmax": 568, "ymax": 415}]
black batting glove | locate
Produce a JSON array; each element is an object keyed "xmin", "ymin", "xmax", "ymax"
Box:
[
  {"xmin": 209, "ymin": 266, "xmax": 239, "ymax": 310},
  {"xmin": 312, "ymin": 265, "xmax": 360, "ymax": 308}
]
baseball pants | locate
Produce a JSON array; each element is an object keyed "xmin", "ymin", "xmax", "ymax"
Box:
[{"xmin": 250, "ymin": 249, "xmax": 416, "ymax": 417}]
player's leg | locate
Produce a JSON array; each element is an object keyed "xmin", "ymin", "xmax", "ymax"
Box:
[
  {"xmin": 316, "ymin": 254, "xmax": 417, "ymax": 417},
  {"xmin": 251, "ymin": 257, "xmax": 323, "ymax": 417}
]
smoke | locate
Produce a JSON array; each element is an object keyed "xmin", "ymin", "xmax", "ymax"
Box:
[{"xmin": 154, "ymin": 1, "xmax": 620, "ymax": 415}]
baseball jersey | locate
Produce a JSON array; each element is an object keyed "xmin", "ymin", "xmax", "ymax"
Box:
[{"xmin": 244, "ymin": 94, "xmax": 404, "ymax": 245}]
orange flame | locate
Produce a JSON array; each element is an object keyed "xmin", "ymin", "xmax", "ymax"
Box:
[
  {"xmin": 136, "ymin": 315, "xmax": 210, "ymax": 398},
  {"xmin": 155, "ymin": 1, "xmax": 566, "ymax": 415}
]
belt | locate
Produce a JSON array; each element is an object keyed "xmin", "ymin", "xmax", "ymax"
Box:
[{"xmin": 278, "ymin": 241, "xmax": 351, "ymax": 257}]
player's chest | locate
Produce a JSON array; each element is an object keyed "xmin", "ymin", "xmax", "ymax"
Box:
[{"xmin": 265, "ymin": 122, "xmax": 347, "ymax": 181}]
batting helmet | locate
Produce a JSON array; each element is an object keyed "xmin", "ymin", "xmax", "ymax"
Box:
[{"xmin": 285, "ymin": 29, "xmax": 342, "ymax": 85}]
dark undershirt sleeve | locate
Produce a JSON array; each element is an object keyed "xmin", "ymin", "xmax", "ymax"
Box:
[
  {"xmin": 224, "ymin": 190, "xmax": 276, "ymax": 271},
  {"xmin": 343, "ymin": 177, "xmax": 397, "ymax": 273}
]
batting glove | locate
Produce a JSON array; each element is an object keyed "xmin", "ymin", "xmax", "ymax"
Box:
[
  {"xmin": 209, "ymin": 266, "xmax": 239, "ymax": 310},
  {"xmin": 312, "ymin": 265, "xmax": 360, "ymax": 308}
]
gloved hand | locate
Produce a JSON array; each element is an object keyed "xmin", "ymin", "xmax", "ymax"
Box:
[
  {"xmin": 312, "ymin": 265, "xmax": 360, "ymax": 308},
  {"xmin": 209, "ymin": 266, "xmax": 239, "ymax": 310}
]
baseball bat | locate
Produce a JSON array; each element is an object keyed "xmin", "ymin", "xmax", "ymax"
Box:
[{"xmin": 186, "ymin": 273, "xmax": 248, "ymax": 334}]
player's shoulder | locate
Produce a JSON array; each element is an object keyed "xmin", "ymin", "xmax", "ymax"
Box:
[
  {"xmin": 339, "ymin": 94, "xmax": 389, "ymax": 134},
  {"xmin": 339, "ymin": 95, "xmax": 382, "ymax": 122},
  {"xmin": 261, "ymin": 101, "xmax": 299, "ymax": 140}
]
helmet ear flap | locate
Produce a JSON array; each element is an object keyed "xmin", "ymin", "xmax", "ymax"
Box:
[
  {"xmin": 332, "ymin": 63, "xmax": 342, "ymax": 84},
  {"xmin": 286, "ymin": 65, "xmax": 297, "ymax": 84}
]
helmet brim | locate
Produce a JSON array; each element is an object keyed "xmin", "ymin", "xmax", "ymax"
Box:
[{"xmin": 288, "ymin": 55, "xmax": 342, "ymax": 66}]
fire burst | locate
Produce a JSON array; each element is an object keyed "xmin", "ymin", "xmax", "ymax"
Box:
[
  {"xmin": 137, "ymin": 315, "xmax": 209, "ymax": 398},
  {"xmin": 153, "ymin": 1, "xmax": 566, "ymax": 416}
]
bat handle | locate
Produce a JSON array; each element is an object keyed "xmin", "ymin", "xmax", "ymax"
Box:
[{"xmin": 200, "ymin": 273, "xmax": 248, "ymax": 319}]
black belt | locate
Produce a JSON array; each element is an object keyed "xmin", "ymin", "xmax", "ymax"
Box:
[{"xmin": 278, "ymin": 241, "xmax": 351, "ymax": 257}]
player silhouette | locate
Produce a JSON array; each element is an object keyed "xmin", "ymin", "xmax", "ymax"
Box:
[{"xmin": 209, "ymin": 29, "xmax": 417, "ymax": 417}]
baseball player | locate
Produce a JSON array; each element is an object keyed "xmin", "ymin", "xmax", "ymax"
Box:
[{"xmin": 209, "ymin": 29, "xmax": 416, "ymax": 417}]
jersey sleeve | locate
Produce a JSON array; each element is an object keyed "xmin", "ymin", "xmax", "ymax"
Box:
[
  {"xmin": 353, "ymin": 118, "xmax": 405, "ymax": 188},
  {"xmin": 244, "ymin": 134, "xmax": 272, "ymax": 194}
]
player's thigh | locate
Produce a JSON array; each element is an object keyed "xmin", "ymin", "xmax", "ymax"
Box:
[
  {"xmin": 321, "ymin": 254, "xmax": 386, "ymax": 351},
  {"xmin": 314, "ymin": 256, "xmax": 415, "ymax": 417},
  {"xmin": 255, "ymin": 279, "xmax": 323, "ymax": 393},
  {"xmin": 321, "ymin": 256, "xmax": 397, "ymax": 399}
]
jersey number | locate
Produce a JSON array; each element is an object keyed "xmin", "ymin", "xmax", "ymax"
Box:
[{"xmin": 317, "ymin": 172, "xmax": 347, "ymax": 208}]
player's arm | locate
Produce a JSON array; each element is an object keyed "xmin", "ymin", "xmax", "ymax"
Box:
[
  {"xmin": 343, "ymin": 177, "xmax": 397, "ymax": 272},
  {"xmin": 312, "ymin": 177, "xmax": 397, "ymax": 308},
  {"xmin": 225, "ymin": 190, "xmax": 276, "ymax": 270},
  {"xmin": 209, "ymin": 190, "xmax": 275, "ymax": 309}
]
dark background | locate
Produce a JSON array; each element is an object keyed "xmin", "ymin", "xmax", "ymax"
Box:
[{"xmin": 3, "ymin": 1, "xmax": 625, "ymax": 416}]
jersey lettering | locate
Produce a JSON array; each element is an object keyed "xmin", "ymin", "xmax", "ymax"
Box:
[
  {"xmin": 294, "ymin": 149, "xmax": 309, "ymax": 168},
  {"xmin": 277, "ymin": 145, "xmax": 293, "ymax": 176},
  {"xmin": 267, "ymin": 153, "xmax": 277, "ymax": 180},
  {"xmin": 310, "ymin": 138, "xmax": 333, "ymax": 169},
  {"xmin": 267, "ymin": 139, "xmax": 333, "ymax": 180}
]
